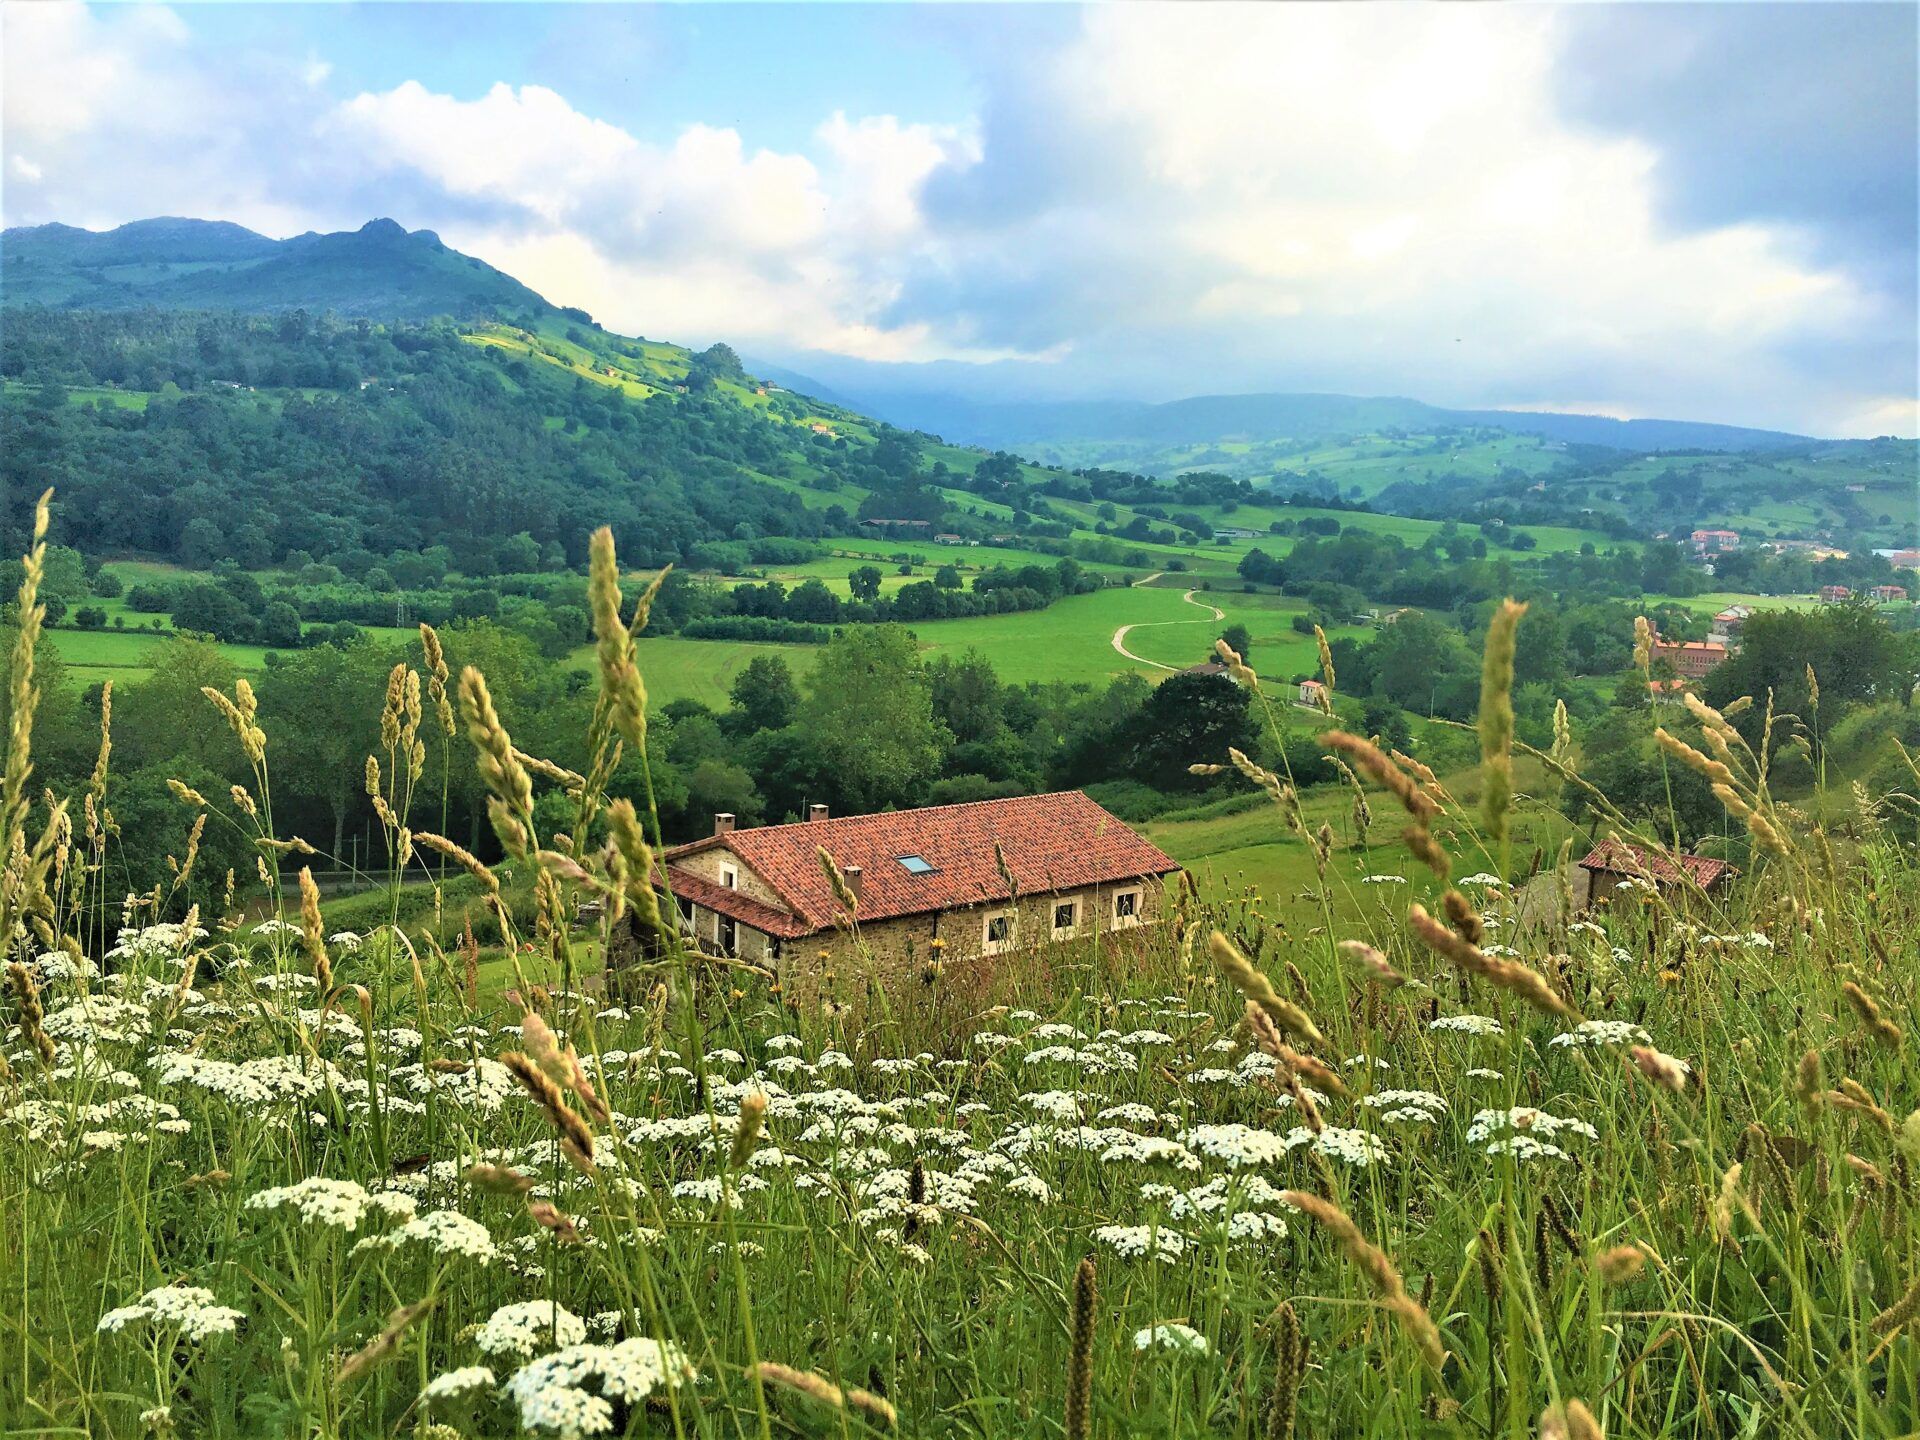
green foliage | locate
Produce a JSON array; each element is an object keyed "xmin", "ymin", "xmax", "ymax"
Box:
[{"xmin": 793, "ymin": 625, "xmax": 949, "ymax": 813}]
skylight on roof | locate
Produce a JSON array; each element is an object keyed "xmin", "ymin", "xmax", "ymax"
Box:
[{"xmin": 896, "ymin": 854, "xmax": 935, "ymax": 875}]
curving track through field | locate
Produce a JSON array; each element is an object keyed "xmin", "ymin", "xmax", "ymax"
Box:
[{"xmin": 1110, "ymin": 586, "xmax": 1226, "ymax": 672}]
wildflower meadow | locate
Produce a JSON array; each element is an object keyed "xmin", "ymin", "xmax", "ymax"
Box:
[{"xmin": 4, "ymin": 491, "xmax": 1918, "ymax": 1439}]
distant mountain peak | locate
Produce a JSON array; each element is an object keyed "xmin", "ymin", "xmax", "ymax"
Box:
[{"xmin": 2, "ymin": 213, "xmax": 554, "ymax": 322}]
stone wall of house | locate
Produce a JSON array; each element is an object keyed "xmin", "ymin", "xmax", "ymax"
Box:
[
  {"xmin": 675, "ymin": 846, "xmax": 787, "ymax": 910},
  {"xmin": 771, "ymin": 876, "xmax": 1172, "ymax": 1006}
]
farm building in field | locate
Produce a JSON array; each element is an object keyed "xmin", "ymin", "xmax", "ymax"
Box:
[
  {"xmin": 1819, "ymin": 585, "xmax": 1853, "ymax": 603},
  {"xmin": 1650, "ymin": 638, "xmax": 1728, "ymax": 680},
  {"xmin": 1871, "ymin": 584, "xmax": 1909, "ymax": 603},
  {"xmin": 649, "ymin": 793, "xmax": 1183, "ymax": 999},
  {"xmin": 1578, "ymin": 838, "xmax": 1736, "ymax": 908},
  {"xmin": 1297, "ymin": 678, "xmax": 1328, "ymax": 709}
]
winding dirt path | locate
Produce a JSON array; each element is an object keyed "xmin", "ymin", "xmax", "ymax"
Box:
[{"xmin": 1111, "ymin": 588, "xmax": 1226, "ymax": 671}]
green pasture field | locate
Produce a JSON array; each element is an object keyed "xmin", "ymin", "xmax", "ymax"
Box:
[
  {"xmin": 1669, "ymin": 591, "xmax": 1826, "ymax": 616},
  {"xmin": 1143, "ymin": 755, "xmax": 1582, "ymax": 910},
  {"xmin": 46, "ymin": 626, "xmax": 276, "ymax": 686},
  {"xmin": 605, "ymin": 636, "xmax": 822, "ymax": 711},
  {"xmin": 2, "ymin": 381, "xmax": 151, "ymax": 411}
]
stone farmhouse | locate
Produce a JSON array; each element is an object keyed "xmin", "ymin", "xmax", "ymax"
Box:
[{"xmin": 655, "ymin": 792, "xmax": 1183, "ymax": 995}]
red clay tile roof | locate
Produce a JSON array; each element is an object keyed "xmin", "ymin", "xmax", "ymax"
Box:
[
  {"xmin": 1578, "ymin": 837, "xmax": 1736, "ymax": 888},
  {"xmin": 659, "ymin": 865, "xmax": 814, "ymax": 939},
  {"xmin": 666, "ymin": 791, "xmax": 1181, "ymax": 934}
]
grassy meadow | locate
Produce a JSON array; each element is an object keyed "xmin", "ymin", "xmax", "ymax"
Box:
[{"xmin": 8, "ymin": 512, "xmax": 1920, "ymax": 1440}]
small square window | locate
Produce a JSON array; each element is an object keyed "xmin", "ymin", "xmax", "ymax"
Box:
[
  {"xmin": 1113, "ymin": 890, "xmax": 1140, "ymax": 923},
  {"xmin": 896, "ymin": 854, "xmax": 935, "ymax": 875},
  {"xmin": 720, "ymin": 865, "xmax": 738, "ymax": 889},
  {"xmin": 1053, "ymin": 900, "xmax": 1078, "ymax": 935},
  {"xmin": 984, "ymin": 912, "xmax": 1014, "ymax": 953}
]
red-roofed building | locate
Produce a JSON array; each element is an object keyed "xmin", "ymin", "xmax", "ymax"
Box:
[
  {"xmin": 651, "ymin": 793, "xmax": 1183, "ymax": 992},
  {"xmin": 1819, "ymin": 585, "xmax": 1853, "ymax": 603},
  {"xmin": 1689, "ymin": 529, "xmax": 1741, "ymax": 554},
  {"xmin": 1871, "ymin": 584, "xmax": 1909, "ymax": 604},
  {"xmin": 1651, "ymin": 638, "xmax": 1728, "ymax": 680},
  {"xmin": 1578, "ymin": 837, "xmax": 1737, "ymax": 908}
]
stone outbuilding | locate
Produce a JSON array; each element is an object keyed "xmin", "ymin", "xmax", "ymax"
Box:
[{"xmin": 1577, "ymin": 837, "xmax": 1737, "ymax": 908}]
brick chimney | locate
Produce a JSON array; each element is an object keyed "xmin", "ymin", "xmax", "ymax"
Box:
[
  {"xmin": 713, "ymin": 813, "xmax": 736, "ymax": 837},
  {"xmin": 808, "ymin": 803, "xmax": 829, "ymax": 823},
  {"xmin": 843, "ymin": 864, "xmax": 863, "ymax": 900}
]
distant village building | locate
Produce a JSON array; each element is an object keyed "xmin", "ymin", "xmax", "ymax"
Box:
[
  {"xmin": 1578, "ymin": 837, "xmax": 1736, "ymax": 909},
  {"xmin": 808, "ymin": 422, "xmax": 836, "ymax": 436},
  {"xmin": 1650, "ymin": 638, "xmax": 1728, "ymax": 680},
  {"xmin": 1646, "ymin": 678, "xmax": 1693, "ymax": 704},
  {"xmin": 1770, "ymin": 540, "xmax": 1850, "ymax": 561},
  {"xmin": 1709, "ymin": 605, "xmax": 1753, "ymax": 646},
  {"xmin": 646, "ymin": 794, "xmax": 1183, "ymax": 1001},
  {"xmin": 1871, "ymin": 584, "xmax": 1909, "ymax": 603},
  {"xmin": 1689, "ymin": 529, "xmax": 1741, "ymax": 554},
  {"xmin": 1212, "ymin": 527, "xmax": 1261, "ymax": 540},
  {"xmin": 1819, "ymin": 585, "xmax": 1853, "ymax": 603},
  {"xmin": 1181, "ymin": 661, "xmax": 1229, "ymax": 679},
  {"xmin": 1874, "ymin": 548, "xmax": 1920, "ymax": 571},
  {"xmin": 859, "ymin": 518, "xmax": 932, "ymax": 531},
  {"xmin": 933, "ymin": 533, "xmax": 966, "ymax": 545},
  {"xmin": 1297, "ymin": 678, "xmax": 1328, "ymax": 709}
]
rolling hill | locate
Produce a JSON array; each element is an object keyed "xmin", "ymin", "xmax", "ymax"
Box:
[
  {"xmin": 5, "ymin": 215, "xmax": 1906, "ymax": 563},
  {"xmin": 760, "ymin": 374, "xmax": 1818, "ymax": 458}
]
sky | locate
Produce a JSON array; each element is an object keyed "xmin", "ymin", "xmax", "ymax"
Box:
[{"xmin": 2, "ymin": 2, "xmax": 1915, "ymax": 437}]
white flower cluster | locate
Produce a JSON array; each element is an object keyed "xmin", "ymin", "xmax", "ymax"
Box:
[
  {"xmin": 1093, "ymin": 1224, "xmax": 1186, "ymax": 1263},
  {"xmin": 1133, "ymin": 1323, "xmax": 1210, "ymax": 1354},
  {"xmin": 477, "ymin": 1301, "xmax": 587, "ymax": 1358},
  {"xmin": 1359, "ymin": 1090, "xmax": 1448, "ymax": 1124},
  {"xmin": 97, "ymin": 1286, "xmax": 244, "ymax": 1342},
  {"xmin": 1467, "ymin": 1107, "xmax": 1600, "ymax": 1163},
  {"xmin": 1429, "ymin": 1015, "xmax": 1504, "ymax": 1037},
  {"xmin": 355, "ymin": 1210, "xmax": 498, "ymax": 1263},
  {"xmin": 421, "ymin": 1365, "xmax": 494, "ymax": 1405},
  {"xmin": 505, "ymin": 1338, "xmax": 693, "ymax": 1438},
  {"xmin": 1548, "ymin": 1020, "xmax": 1652, "ymax": 1049},
  {"xmin": 246, "ymin": 1178, "xmax": 416, "ymax": 1230}
]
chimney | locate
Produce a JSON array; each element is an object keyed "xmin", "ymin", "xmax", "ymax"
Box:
[
  {"xmin": 843, "ymin": 865, "xmax": 863, "ymax": 900},
  {"xmin": 713, "ymin": 813, "xmax": 736, "ymax": 837},
  {"xmin": 808, "ymin": 804, "xmax": 829, "ymax": 823}
]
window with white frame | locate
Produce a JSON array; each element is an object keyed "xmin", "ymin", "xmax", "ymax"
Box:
[
  {"xmin": 1052, "ymin": 899, "xmax": 1079, "ymax": 938},
  {"xmin": 983, "ymin": 910, "xmax": 1015, "ymax": 955},
  {"xmin": 1112, "ymin": 888, "xmax": 1141, "ymax": 926},
  {"xmin": 720, "ymin": 864, "xmax": 738, "ymax": 889}
]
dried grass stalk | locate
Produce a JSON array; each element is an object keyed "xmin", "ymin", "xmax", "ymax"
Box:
[
  {"xmin": 1478, "ymin": 598, "xmax": 1526, "ymax": 849},
  {"xmin": 1210, "ymin": 931, "xmax": 1325, "ymax": 1046},
  {"xmin": 1406, "ymin": 903, "xmax": 1576, "ymax": 1018},
  {"xmin": 1281, "ymin": 1190, "xmax": 1445, "ymax": 1371}
]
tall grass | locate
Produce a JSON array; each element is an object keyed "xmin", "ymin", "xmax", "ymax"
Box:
[{"xmin": 1, "ymin": 503, "xmax": 1916, "ymax": 1437}]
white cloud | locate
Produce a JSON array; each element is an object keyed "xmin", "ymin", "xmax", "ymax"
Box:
[{"xmin": 893, "ymin": 5, "xmax": 1888, "ymax": 430}]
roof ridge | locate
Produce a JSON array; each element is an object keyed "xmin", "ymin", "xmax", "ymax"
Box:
[{"xmin": 730, "ymin": 788, "xmax": 1098, "ymax": 839}]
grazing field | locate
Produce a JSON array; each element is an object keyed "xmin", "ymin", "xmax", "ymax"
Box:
[
  {"xmin": 622, "ymin": 635, "xmax": 821, "ymax": 710},
  {"xmin": 46, "ymin": 626, "xmax": 277, "ymax": 685}
]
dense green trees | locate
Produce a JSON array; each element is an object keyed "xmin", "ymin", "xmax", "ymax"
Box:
[{"xmin": 1, "ymin": 310, "xmax": 845, "ymax": 571}]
